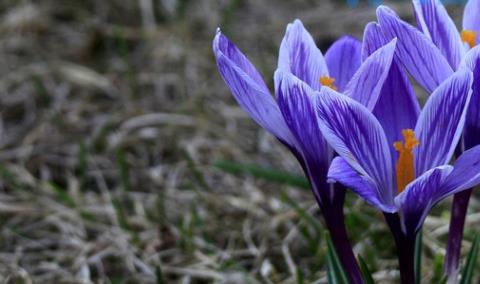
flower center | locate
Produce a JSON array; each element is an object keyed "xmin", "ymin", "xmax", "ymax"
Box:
[
  {"xmin": 393, "ymin": 129, "xmax": 419, "ymax": 194},
  {"xmin": 320, "ymin": 76, "xmax": 337, "ymax": 90},
  {"xmin": 461, "ymin": 30, "xmax": 477, "ymax": 48}
]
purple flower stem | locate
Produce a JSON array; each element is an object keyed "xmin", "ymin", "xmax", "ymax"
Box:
[
  {"xmin": 444, "ymin": 188, "xmax": 473, "ymax": 283},
  {"xmin": 321, "ymin": 185, "xmax": 365, "ymax": 284},
  {"xmin": 384, "ymin": 213, "xmax": 416, "ymax": 284},
  {"xmin": 290, "ymin": 148, "xmax": 363, "ymax": 283}
]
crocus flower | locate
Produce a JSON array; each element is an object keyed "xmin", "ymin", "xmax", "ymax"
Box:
[
  {"xmin": 371, "ymin": 1, "xmax": 480, "ymax": 281},
  {"xmin": 313, "ymin": 52, "xmax": 480, "ymax": 284},
  {"xmin": 213, "ymin": 19, "xmax": 397, "ymax": 283}
]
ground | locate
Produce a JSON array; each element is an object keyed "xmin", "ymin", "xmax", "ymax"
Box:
[{"xmin": 0, "ymin": 0, "xmax": 476, "ymax": 283}]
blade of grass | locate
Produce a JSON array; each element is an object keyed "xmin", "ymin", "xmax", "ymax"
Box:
[
  {"xmin": 296, "ymin": 268, "xmax": 305, "ymax": 284},
  {"xmin": 415, "ymin": 229, "xmax": 423, "ymax": 284},
  {"xmin": 280, "ymin": 190, "xmax": 322, "ymax": 236},
  {"xmin": 358, "ymin": 254, "xmax": 375, "ymax": 284},
  {"xmin": 116, "ymin": 149, "xmax": 131, "ymax": 193},
  {"xmin": 111, "ymin": 197, "xmax": 131, "ymax": 231},
  {"xmin": 48, "ymin": 182, "xmax": 76, "ymax": 208},
  {"xmin": 459, "ymin": 233, "xmax": 480, "ymax": 284},
  {"xmin": 431, "ymin": 253, "xmax": 444, "ymax": 283},
  {"xmin": 325, "ymin": 233, "xmax": 349, "ymax": 284},
  {"xmin": 155, "ymin": 265, "xmax": 165, "ymax": 284},
  {"xmin": 184, "ymin": 150, "xmax": 211, "ymax": 191},
  {"xmin": 213, "ymin": 159, "xmax": 309, "ymax": 189}
]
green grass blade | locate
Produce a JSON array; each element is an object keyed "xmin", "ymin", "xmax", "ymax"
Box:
[
  {"xmin": 358, "ymin": 254, "xmax": 375, "ymax": 284},
  {"xmin": 325, "ymin": 233, "xmax": 349, "ymax": 284},
  {"xmin": 415, "ymin": 229, "xmax": 423, "ymax": 284},
  {"xmin": 460, "ymin": 233, "xmax": 480, "ymax": 284},
  {"xmin": 116, "ymin": 149, "xmax": 131, "ymax": 193},
  {"xmin": 155, "ymin": 265, "xmax": 165, "ymax": 284},
  {"xmin": 48, "ymin": 182, "xmax": 76, "ymax": 208},
  {"xmin": 280, "ymin": 190, "xmax": 322, "ymax": 235},
  {"xmin": 431, "ymin": 253, "xmax": 444, "ymax": 284},
  {"xmin": 213, "ymin": 159, "xmax": 309, "ymax": 189}
]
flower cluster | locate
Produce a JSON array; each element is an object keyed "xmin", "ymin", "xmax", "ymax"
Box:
[{"xmin": 213, "ymin": 0, "xmax": 480, "ymax": 283}]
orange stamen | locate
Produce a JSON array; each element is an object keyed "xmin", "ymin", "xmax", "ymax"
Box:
[
  {"xmin": 320, "ymin": 76, "xmax": 337, "ymax": 90},
  {"xmin": 394, "ymin": 129, "xmax": 419, "ymax": 194},
  {"xmin": 461, "ymin": 30, "xmax": 477, "ymax": 48}
]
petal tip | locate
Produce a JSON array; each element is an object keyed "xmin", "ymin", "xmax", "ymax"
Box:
[{"xmin": 376, "ymin": 5, "xmax": 396, "ymax": 18}]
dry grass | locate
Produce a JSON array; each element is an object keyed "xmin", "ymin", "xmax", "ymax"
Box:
[{"xmin": 0, "ymin": 0, "xmax": 476, "ymax": 283}]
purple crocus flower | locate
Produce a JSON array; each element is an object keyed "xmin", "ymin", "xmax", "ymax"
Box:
[
  {"xmin": 213, "ymin": 19, "xmax": 397, "ymax": 283},
  {"xmin": 312, "ymin": 58, "xmax": 480, "ymax": 283},
  {"xmin": 370, "ymin": 1, "xmax": 480, "ymax": 281}
]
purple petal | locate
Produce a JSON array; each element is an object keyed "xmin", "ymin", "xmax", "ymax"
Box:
[
  {"xmin": 413, "ymin": 0, "xmax": 465, "ymax": 69},
  {"xmin": 361, "ymin": 22, "xmax": 388, "ymax": 61},
  {"xmin": 436, "ymin": 146, "xmax": 480, "ymax": 201},
  {"xmin": 372, "ymin": 61, "xmax": 420, "ymax": 162},
  {"xmin": 395, "ymin": 166, "xmax": 453, "ymax": 234},
  {"xmin": 314, "ymin": 87, "xmax": 395, "ymax": 205},
  {"xmin": 460, "ymin": 45, "xmax": 480, "ymax": 70},
  {"xmin": 363, "ymin": 22, "xmax": 421, "ymax": 164},
  {"xmin": 343, "ymin": 39, "xmax": 397, "ymax": 110},
  {"xmin": 324, "ymin": 36, "xmax": 362, "ymax": 92},
  {"xmin": 442, "ymin": 146, "xmax": 480, "ymax": 198},
  {"xmin": 276, "ymin": 70, "xmax": 331, "ymax": 183},
  {"xmin": 328, "ymin": 157, "xmax": 396, "ymax": 212},
  {"xmin": 414, "ymin": 69, "xmax": 473, "ymax": 176},
  {"xmin": 464, "ymin": 0, "xmax": 480, "ymax": 34},
  {"xmin": 213, "ymin": 31, "xmax": 296, "ymax": 146},
  {"xmin": 461, "ymin": 46, "xmax": 480, "ymax": 148},
  {"xmin": 278, "ymin": 19, "xmax": 329, "ymax": 91},
  {"xmin": 377, "ymin": 5, "xmax": 454, "ymax": 93}
]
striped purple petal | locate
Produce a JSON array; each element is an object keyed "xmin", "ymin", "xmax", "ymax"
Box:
[
  {"xmin": 376, "ymin": 5, "xmax": 454, "ymax": 93},
  {"xmin": 395, "ymin": 166, "xmax": 453, "ymax": 235},
  {"xmin": 413, "ymin": 0, "xmax": 465, "ymax": 69},
  {"xmin": 363, "ymin": 22, "xmax": 420, "ymax": 164},
  {"xmin": 414, "ymin": 69, "xmax": 473, "ymax": 176},
  {"xmin": 436, "ymin": 145, "xmax": 480, "ymax": 200},
  {"xmin": 325, "ymin": 36, "xmax": 362, "ymax": 92},
  {"xmin": 328, "ymin": 157, "xmax": 396, "ymax": 212},
  {"xmin": 343, "ymin": 39, "xmax": 397, "ymax": 110},
  {"xmin": 278, "ymin": 19, "xmax": 329, "ymax": 91},
  {"xmin": 314, "ymin": 87, "xmax": 395, "ymax": 206},
  {"xmin": 213, "ymin": 31, "xmax": 296, "ymax": 147},
  {"xmin": 361, "ymin": 22, "xmax": 387, "ymax": 61},
  {"xmin": 461, "ymin": 46, "xmax": 480, "ymax": 148},
  {"xmin": 464, "ymin": 0, "xmax": 480, "ymax": 35},
  {"xmin": 276, "ymin": 71, "xmax": 331, "ymax": 200}
]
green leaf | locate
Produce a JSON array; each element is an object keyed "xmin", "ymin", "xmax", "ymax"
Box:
[
  {"xmin": 431, "ymin": 253, "xmax": 445, "ymax": 284},
  {"xmin": 185, "ymin": 150, "xmax": 211, "ymax": 191},
  {"xmin": 116, "ymin": 149, "xmax": 131, "ymax": 193},
  {"xmin": 280, "ymin": 190, "xmax": 322, "ymax": 234},
  {"xmin": 325, "ymin": 233, "xmax": 349, "ymax": 284},
  {"xmin": 358, "ymin": 255, "xmax": 375, "ymax": 284},
  {"xmin": 213, "ymin": 160, "xmax": 309, "ymax": 189},
  {"xmin": 111, "ymin": 197, "xmax": 131, "ymax": 231},
  {"xmin": 460, "ymin": 233, "xmax": 480, "ymax": 284},
  {"xmin": 415, "ymin": 229, "xmax": 423, "ymax": 284},
  {"xmin": 48, "ymin": 182, "xmax": 76, "ymax": 208},
  {"xmin": 296, "ymin": 268, "xmax": 305, "ymax": 284},
  {"xmin": 156, "ymin": 265, "xmax": 165, "ymax": 284}
]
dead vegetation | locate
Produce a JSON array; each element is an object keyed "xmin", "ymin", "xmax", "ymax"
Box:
[{"xmin": 0, "ymin": 0, "xmax": 476, "ymax": 283}]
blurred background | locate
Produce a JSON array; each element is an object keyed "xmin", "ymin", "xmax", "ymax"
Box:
[{"xmin": 0, "ymin": 0, "xmax": 474, "ymax": 283}]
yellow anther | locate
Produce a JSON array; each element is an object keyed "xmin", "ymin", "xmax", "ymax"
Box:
[
  {"xmin": 461, "ymin": 30, "xmax": 477, "ymax": 48},
  {"xmin": 394, "ymin": 129, "xmax": 419, "ymax": 194},
  {"xmin": 320, "ymin": 76, "xmax": 337, "ymax": 90}
]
